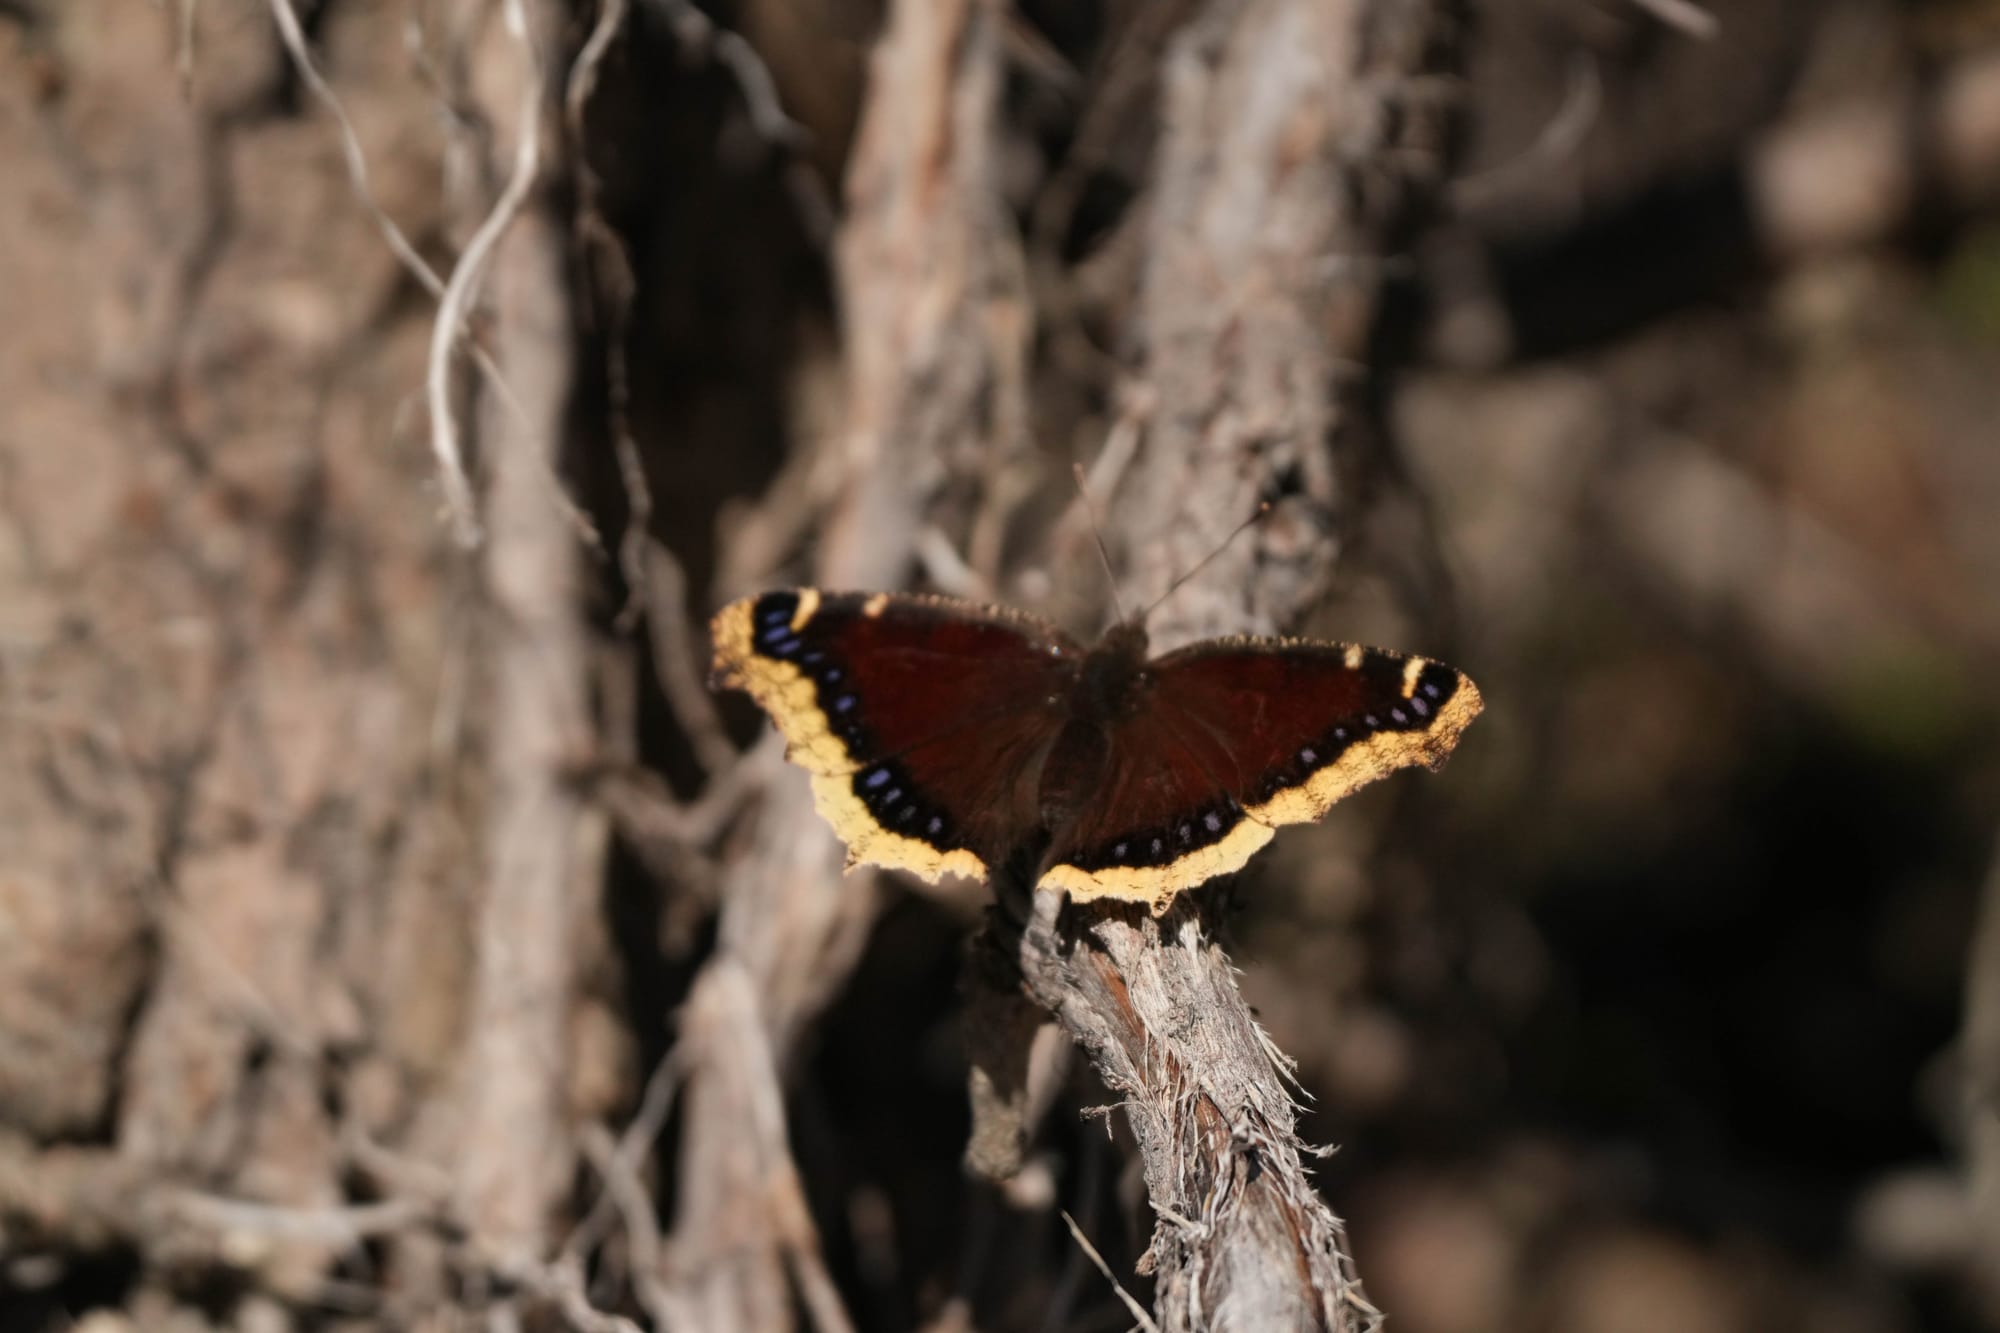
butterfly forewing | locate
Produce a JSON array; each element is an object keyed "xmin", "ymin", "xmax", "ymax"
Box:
[
  {"xmin": 1039, "ymin": 636, "xmax": 1482, "ymax": 910},
  {"xmin": 1039, "ymin": 710, "xmax": 1275, "ymax": 913},
  {"xmin": 1157, "ymin": 638, "xmax": 1481, "ymax": 812},
  {"xmin": 711, "ymin": 589, "xmax": 1077, "ymax": 882}
]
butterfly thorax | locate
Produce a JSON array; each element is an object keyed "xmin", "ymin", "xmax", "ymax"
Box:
[
  {"xmin": 1036, "ymin": 621, "xmax": 1150, "ymax": 836},
  {"xmin": 1074, "ymin": 620, "xmax": 1152, "ymax": 723}
]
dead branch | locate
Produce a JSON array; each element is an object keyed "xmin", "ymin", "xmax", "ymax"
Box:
[{"xmin": 1016, "ymin": 896, "xmax": 1380, "ymax": 1332}]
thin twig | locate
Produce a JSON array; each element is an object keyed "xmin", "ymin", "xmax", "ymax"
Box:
[
  {"xmin": 610, "ymin": 432, "xmax": 654, "ymax": 631},
  {"xmin": 643, "ymin": 0, "xmax": 836, "ymax": 245},
  {"xmin": 1060, "ymin": 1210, "xmax": 1161, "ymax": 1333},
  {"xmin": 266, "ymin": 0, "xmax": 445, "ymax": 305},
  {"xmin": 564, "ymin": 1049, "xmax": 686, "ymax": 1267},
  {"xmin": 565, "ymin": 0, "xmax": 654, "ymax": 629},
  {"xmin": 167, "ymin": 1192, "xmax": 432, "ymax": 1244},
  {"xmin": 594, "ymin": 731, "xmax": 777, "ymax": 857},
  {"xmin": 1451, "ymin": 55, "xmax": 1601, "ymax": 210},
  {"xmin": 176, "ymin": 0, "xmax": 199, "ymax": 98},
  {"xmin": 575, "ymin": 1125, "xmax": 676, "ymax": 1328},
  {"xmin": 565, "ymin": 0, "xmax": 631, "ymax": 133},
  {"xmin": 1042, "ymin": 1129, "xmax": 1106, "ymax": 1333},
  {"xmin": 791, "ymin": 1236, "xmax": 862, "ymax": 1333},
  {"xmin": 1627, "ymin": 0, "xmax": 1718, "ymax": 39},
  {"xmin": 422, "ymin": 0, "xmax": 547, "ymax": 548},
  {"xmin": 154, "ymin": 1179, "xmax": 640, "ymax": 1333},
  {"xmin": 485, "ymin": 1252, "xmax": 646, "ymax": 1333},
  {"xmin": 649, "ymin": 0, "xmax": 806, "ymax": 148},
  {"xmin": 269, "ymin": 0, "xmax": 603, "ymax": 552},
  {"xmin": 672, "ymin": 963, "xmax": 862, "ymax": 1333},
  {"xmin": 915, "ymin": 525, "xmax": 991, "ymax": 599},
  {"xmin": 640, "ymin": 539, "xmax": 740, "ymax": 776}
]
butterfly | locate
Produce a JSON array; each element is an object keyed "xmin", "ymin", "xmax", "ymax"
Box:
[{"xmin": 709, "ymin": 589, "xmax": 1482, "ymax": 914}]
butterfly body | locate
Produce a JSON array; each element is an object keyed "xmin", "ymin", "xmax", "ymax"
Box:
[
  {"xmin": 1074, "ymin": 621, "xmax": 1151, "ymax": 719},
  {"xmin": 711, "ymin": 588, "xmax": 1482, "ymax": 915}
]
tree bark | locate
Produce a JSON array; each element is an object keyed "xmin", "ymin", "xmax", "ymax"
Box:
[{"xmin": 451, "ymin": 74, "xmax": 593, "ymax": 1268}]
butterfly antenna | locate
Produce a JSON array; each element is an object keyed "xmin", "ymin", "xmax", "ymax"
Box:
[
  {"xmin": 1071, "ymin": 463, "xmax": 1130, "ymax": 624},
  {"xmin": 1139, "ymin": 501, "xmax": 1272, "ymax": 623}
]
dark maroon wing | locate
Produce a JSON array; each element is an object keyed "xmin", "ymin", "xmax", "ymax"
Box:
[
  {"xmin": 711, "ymin": 589, "xmax": 1078, "ymax": 883},
  {"xmin": 1040, "ymin": 636, "xmax": 1482, "ymax": 913},
  {"xmin": 1037, "ymin": 707, "xmax": 1271, "ymax": 914}
]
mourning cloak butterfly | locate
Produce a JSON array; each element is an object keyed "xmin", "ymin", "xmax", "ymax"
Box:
[{"xmin": 709, "ymin": 589, "xmax": 1482, "ymax": 914}]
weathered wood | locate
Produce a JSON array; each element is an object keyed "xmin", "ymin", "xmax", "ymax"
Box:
[{"xmin": 1017, "ymin": 893, "xmax": 1376, "ymax": 1332}]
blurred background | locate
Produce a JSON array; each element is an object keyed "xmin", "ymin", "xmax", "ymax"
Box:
[{"xmin": 3, "ymin": 1, "xmax": 2000, "ymax": 1331}]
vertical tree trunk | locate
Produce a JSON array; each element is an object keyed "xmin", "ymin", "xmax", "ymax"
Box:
[{"xmin": 453, "ymin": 141, "xmax": 591, "ymax": 1268}]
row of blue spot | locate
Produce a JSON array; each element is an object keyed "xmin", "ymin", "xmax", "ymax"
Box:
[
  {"xmin": 753, "ymin": 600, "xmax": 951, "ymax": 844},
  {"xmin": 859, "ymin": 764, "xmax": 947, "ymax": 840},
  {"xmin": 1080, "ymin": 668, "xmax": 1460, "ymax": 868},
  {"xmin": 1096, "ymin": 804, "xmax": 1238, "ymax": 868},
  {"xmin": 755, "ymin": 599, "xmax": 860, "ymax": 717}
]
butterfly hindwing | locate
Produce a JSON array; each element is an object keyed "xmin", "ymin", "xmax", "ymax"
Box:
[
  {"xmin": 1153, "ymin": 637, "xmax": 1483, "ymax": 821},
  {"xmin": 1038, "ymin": 710, "xmax": 1275, "ymax": 913},
  {"xmin": 1039, "ymin": 637, "xmax": 1482, "ymax": 910},
  {"xmin": 710, "ymin": 589, "xmax": 1077, "ymax": 883}
]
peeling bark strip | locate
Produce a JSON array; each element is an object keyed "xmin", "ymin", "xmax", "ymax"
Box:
[
  {"xmin": 1018, "ymin": 896, "xmax": 1378, "ymax": 1333},
  {"xmin": 1013, "ymin": 0, "xmax": 1459, "ymax": 1328}
]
